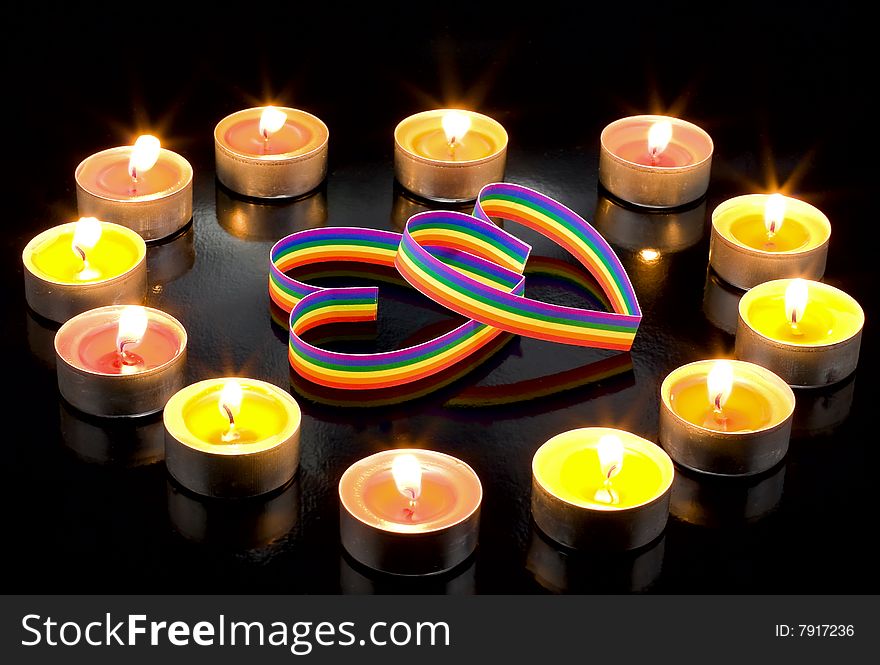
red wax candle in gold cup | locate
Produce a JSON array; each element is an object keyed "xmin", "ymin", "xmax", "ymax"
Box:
[{"xmin": 339, "ymin": 449, "xmax": 482, "ymax": 576}]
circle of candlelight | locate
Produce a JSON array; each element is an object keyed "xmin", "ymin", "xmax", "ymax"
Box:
[
  {"xmin": 54, "ymin": 305, "xmax": 187, "ymax": 417},
  {"xmin": 599, "ymin": 115, "xmax": 713, "ymax": 209},
  {"xmin": 214, "ymin": 107, "xmax": 329, "ymax": 199},
  {"xmin": 735, "ymin": 279, "xmax": 864, "ymax": 387},
  {"xmin": 164, "ymin": 379, "xmax": 302, "ymax": 498},
  {"xmin": 709, "ymin": 194, "xmax": 831, "ymax": 290},
  {"xmin": 75, "ymin": 146, "xmax": 193, "ymax": 241},
  {"xmin": 22, "ymin": 221, "xmax": 147, "ymax": 323},
  {"xmin": 531, "ymin": 428, "xmax": 674, "ymax": 552},
  {"xmin": 338, "ymin": 449, "xmax": 482, "ymax": 576},
  {"xmin": 394, "ymin": 109, "xmax": 508, "ymax": 202},
  {"xmin": 659, "ymin": 360, "xmax": 795, "ymax": 476}
]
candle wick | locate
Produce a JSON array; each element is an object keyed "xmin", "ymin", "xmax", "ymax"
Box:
[
  {"xmin": 116, "ymin": 337, "xmax": 142, "ymax": 366},
  {"xmin": 767, "ymin": 220, "xmax": 777, "ymax": 238},
  {"xmin": 223, "ymin": 404, "xmax": 236, "ymax": 429},
  {"xmin": 74, "ymin": 244, "xmax": 87, "ymax": 265},
  {"xmin": 221, "ymin": 405, "xmax": 239, "ymax": 443}
]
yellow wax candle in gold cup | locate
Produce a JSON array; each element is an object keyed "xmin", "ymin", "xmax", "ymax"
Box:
[
  {"xmin": 22, "ymin": 218, "xmax": 147, "ymax": 323},
  {"xmin": 531, "ymin": 427, "xmax": 674, "ymax": 551},
  {"xmin": 660, "ymin": 360, "xmax": 795, "ymax": 476},
  {"xmin": 164, "ymin": 378, "xmax": 302, "ymax": 498},
  {"xmin": 736, "ymin": 278, "xmax": 864, "ymax": 387},
  {"xmin": 394, "ymin": 109, "xmax": 508, "ymax": 202},
  {"xmin": 214, "ymin": 106, "xmax": 329, "ymax": 199},
  {"xmin": 710, "ymin": 194, "xmax": 831, "ymax": 289},
  {"xmin": 76, "ymin": 135, "xmax": 193, "ymax": 241}
]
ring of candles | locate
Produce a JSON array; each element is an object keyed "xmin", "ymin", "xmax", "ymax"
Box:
[
  {"xmin": 22, "ymin": 218, "xmax": 147, "ymax": 323},
  {"xmin": 736, "ymin": 278, "xmax": 864, "ymax": 387},
  {"xmin": 214, "ymin": 106, "xmax": 329, "ymax": 199},
  {"xmin": 710, "ymin": 194, "xmax": 831, "ymax": 290},
  {"xmin": 659, "ymin": 359, "xmax": 795, "ymax": 476}
]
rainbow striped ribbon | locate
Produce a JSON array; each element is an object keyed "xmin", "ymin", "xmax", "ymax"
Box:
[{"xmin": 269, "ymin": 183, "xmax": 640, "ymax": 390}]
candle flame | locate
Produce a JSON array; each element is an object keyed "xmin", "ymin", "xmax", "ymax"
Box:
[
  {"xmin": 764, "ymin": 193, "xmax": 787, "ymax": 236},
  {"xmin": 391, "ymin": 453, "xmax": 422, "ymax": 503},
  {"xmin": 597, "ymin": 434, "xmax": 624, "ymax": 481},
  {"xmin": 259, "ymin": 106, "xmax": 288, "ymax": 140},
  {"xmin": 219, "ymin": 379, "xmax": 243, "ymax": 423},
  {"xmin": 707, "ymin": 360, "xmax": 734, "ymax": 413},
  {"xmin": 71, "ymin": 217, "xmax": 102, "ymax": 258},
  {"xmin": 127, "ymin": 135, "xmax": 161, "ymax": 179},
  {"xmin": 442, "ymin": 111, "xmax": 472, "ymax": 145},
  {"xmin": 647, "ymin": 120, "xmax": 673, "ymax": 158},
  {"xmin": 639, "ymin": 248, "xmax": 661, "ymax": 263},
  {"xmin": 785, "ymin": 279, "xmax": 809, "ymax": 326},
  {"xmin": 116, "ymin": 306, "xmax": 148, "ymax": 354}
]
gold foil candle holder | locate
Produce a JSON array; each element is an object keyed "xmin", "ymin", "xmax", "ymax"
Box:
[
  {"xmin": 702, "ymin": 269, "xmax": 744, "ymax": 335},
  {"xmin": 214, "ymin": 107, "xmax": 329, "ymax": 199},
  {"xmin": 710, "ymin": 194, "xmax": 831, "ymax": 290},
  {"xmin": 215, "ymin": 184, "xmax": 328, "ymax": 241},
  {"xmin": 735, "ymin": 279, "xmax": 864, "ymax": 387},
  {"xmin": 394, "ymin": 109, "xmax": 508, "ymax": 202},
  {"xmin": 599, "ymin": 115, "xmax": 713, "ymax": 208},
  {"xmin": 59, "ymin": 400, "xmax": 165, "ymax": 467},
  {"xmin": 592, "ymin": 191, "xmax": 706, "ymax": 253},
  {"xmin": 659, "ymin": 360, "xmax": 795, "ymax": 476}
]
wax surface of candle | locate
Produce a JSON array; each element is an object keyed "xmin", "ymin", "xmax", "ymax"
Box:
[
  {"xmin": 80, "ymin": 154, "xmax": 182, "ymax": 197},
  {"xmin": 669, "ymin": 376, "xmax": 773, "ymax": 431},
  {"xmin": 29, "ymin": 228, "xmax": 140, "ymax": 283},
  {"xmin": 554, "ymin": 448, "xmax": 664, "ymax": 507},
  {"xmin": 362, "ymin": 469, "xmax": 456, "ymax": 523},
  {"xmin": 76, "ymin": 321, "xmax": 180, "ymax": 374},
  {"xmin": 183, "ymin": 388, "xmax": 289, "ymax": 444},
  {"xmin": 224, "ymin": 119, "xmax": 314, "ymax": 155},
  {"xmin": 613, "ymin": 140, "xmax": 694, "ymax": 167},
  {"xmin": 410, "ymin": 128, "xmax": 497, "ymax": 161},
  {"xmin": 745, "ymin": 292, "xmax": 854, "ymax": 345},
  {"xmin": 729, "ymin": 215, "xmax": 810, "ymax": 252}
]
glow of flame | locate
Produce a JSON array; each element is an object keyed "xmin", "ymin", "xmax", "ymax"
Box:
[
  {"xmin": 116, "ymin": 306, "xmax": 148, "ymax": 351},
  {"xmin": 71, "ymin": 217, "xmax": 102, "ymax": 256},
  {"xmin": 597, "ymin": 434, "xmax": 624, "ymax": 480},
  {"xmin": 441, "ymin": 111, "xmax": 472, "ymax": 145},
  {"xmin": 639, "ymin": 248, "xmax": 661, "ymax": 263},
  {"xmin": 391, "ymin": 453, "xmax": 423, "ymax": 502},
  {"xmin": 127, "ymin": 135, "xmax": 161, "ymax": 179},
  {"xmin": 259, "ymin": 106, "xmax": 288, "ymax": 140},
  {"xmin": 707, "ymin": 360, "xmax": 734, "ymax": 413},
  {"xmin": 785, "ymin": 279, "xmax": 809, "ymax": 326},
  {"xmin": 764, "ymin": 193, "xmax": 787, "ymax": 236},
  {"xmin": 219, "ymin": 380, "xmax": 244, "ymax": 422},
  {"xmin": 647, "ymin": 120, "xmax": 673, "ymax": 157}
]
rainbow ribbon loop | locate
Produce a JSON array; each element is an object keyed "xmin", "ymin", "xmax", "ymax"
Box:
[{"xmin": 269, "ymin": 183, "xmax": 640, "ymax": 390}]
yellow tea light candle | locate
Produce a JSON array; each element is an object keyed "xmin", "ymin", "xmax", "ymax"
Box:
[
  {"xmin": 394, "ymin": 109, "xmax": 508, "ymax": 202},
  {"xmin": 531, "ymin": 427, "xmax": 674, "ymax": 551},
  {"xmin": 710, "ymin": 194, "xmax": 831, "ymax": 289},
  {"xmin": 659, "ymin": 360, "xmax": 795, "ymax": 476},
  {"xmin": 599, "ymin": 115, "xmax": 713, "ymax": 208},
  {"xmin": 214, "ymin": 106, "xmax": 329, "ymax": 199},
  {"xmin": 75, "ymin": 135, "xmax": 193, "ymax": 241},
  {"xmin": 164, "ymin": 378, "xmax": 302, "ymax": 498},
  {"xmin": 736, "ymin": 278, "xmax": 864, "ymax": 387},
  {"xmin": 22, "ymin": 218, "xmax": 147, "ymax": 323}
]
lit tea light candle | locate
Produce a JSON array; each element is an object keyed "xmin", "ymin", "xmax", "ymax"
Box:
[
  {"xmin": 214, "ymin": 106, "xmax": 329, "ymax": 199},
  {"xmin": 736, "ymin": 278, "xmax": 864, "ymax": 387},
  {"xmin": 531, "ymin": 428, "xmax": 674, "ymax": 551},
  {"xmin": 599, "ymin": 114, "xmax": 713, "ymax": 208},
  {"xmin": 339, "ymin": 449, "xmax": 482, "ymax": 575},
  {"xmin": 75, "ymin": 135, "xmax": 193, "ymax": 241},
  {"xmin": 394, "ymin": 109, "xmax": 508, "ymax": 202},
  {"xmin": 54, "ymin": 305, "xmax": 186, "ymax": 417},
  {"xmin": 659, "ymin": 360, "xmax": 795, "ymax": 476},
  {"xmin": 22, "ymin": 218, "xmax": 147, "ymax": 323},
  {"xmin": 164, "ymin": 378, "xmax": 302, "ymax": 497},
  {"xmin": 710, "ymin": 194, "xmax": 831, "ymax": 289}
]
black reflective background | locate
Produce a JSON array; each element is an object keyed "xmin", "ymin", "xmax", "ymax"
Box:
[{"xmin": 4, "ymin": 4, "xmax": 877, "ymax": 593}]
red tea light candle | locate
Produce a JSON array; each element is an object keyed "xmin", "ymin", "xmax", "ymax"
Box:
[
  {"xmin": 531, "ymin": 428, "xmax": 674, "ymax": 552},
  {"xmin": 659, "ymin": 360, "xmax": 795, "ymax": 476},
  {"xmin": 55, "ymin": 305, "xmax": 187, "ymax": 417},
  {"xmin": 22, "ymin": 218, "xmax": 147, "ymax": 323},
  {"xmin": 736, "ymin": 279, "xmax": 864, "ymax": 387},
  {"xmin": 214, "ymin": 106, "xmax": 329, "ymax": 199},
  {"xmin": 394, "ymin": 109, "xmax": 508, "ymax": 202},
  {"xmin": 710, "ymin": 194, "xmax": 831, "ymax": 290},
  {"xmin": 164, "ymin": 378, "xmax": 302, "ymax": 498},
  {"xmin": 599, "ymin": 115, "xmax": 713, "ymax": 208},
  {"xmin": 339, "ymin": 449, "xmax": 482, "ymax": 576},
  {"xmin": 75, "ymin": 135, "xmax": 193, "ymax": 241}
]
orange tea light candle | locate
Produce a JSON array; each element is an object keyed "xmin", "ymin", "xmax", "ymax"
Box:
[
  {"xmin": 394, "ymin": 109, "xmax": 508, "ymax": 202},
  {"xmin": 736, "ymin": 278, "xmax": 864, "ymax": 387},
  {"xmin": 710, "ymin": 194, "xmax": 831, "ymax": 289},
  {"xmin": 164, "ymin": 378, "xmax": 302, "ymax": 498},
  {"xmin": 22, "ymin": 218, "xmax": 147, "ymax": 323},
  {"xmin": 660, "ymin": 360, "xmax": 795, "ymax": 476},
  {"xmin": 214, "ymin": 106, "xmax": 329, "ymax": 199},
  {"xmin": 599, "ymin": 115, "xmax": 713, "ymax": 208},
  {"xmin": 339, "ymin": 449, "xmax": 482, "ymax": 576},
  {"xmin": 75, "ymin": 135, "xmax": 193, "ymax": 241},
  {"xmin": 531, "ymin": 428, "xmax": 674, "ymax": 551}
]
